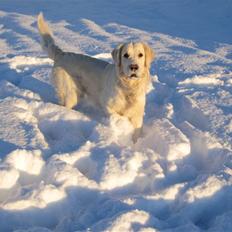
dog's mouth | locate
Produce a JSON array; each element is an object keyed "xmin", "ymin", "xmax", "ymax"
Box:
[{"xmin": 130, "ymin": 73, "xmax": 138, "ymax": 78}]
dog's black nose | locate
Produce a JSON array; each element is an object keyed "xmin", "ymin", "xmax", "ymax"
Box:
[{"xmin": 130, "ymin": 64, "xmax": 139, "ymax": 71}]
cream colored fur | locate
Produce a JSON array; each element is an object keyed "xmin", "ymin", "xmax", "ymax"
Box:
[{"xmin": 37, "ymin": 13, "xmax": 155, "ymax": 142}]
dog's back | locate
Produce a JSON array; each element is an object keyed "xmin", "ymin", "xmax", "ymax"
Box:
[{"xmin": 38, "ymin": 13, "xmax": 114, "ymax": 103}]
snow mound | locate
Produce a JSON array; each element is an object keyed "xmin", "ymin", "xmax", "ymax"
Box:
[
  {"xmin": 0, "ymin": 98, "xmax": 48, "ymax": 155},
  {"xmin": 44, "ymin": 154, "xmax": 98, "ymax": 189},
  {"xmin": 2, "ymin": 183, "xmax": 66, "ymax": 210},
  {"xmin": 91, "ymin": 114, "xmax": 134, "ymax": 146},
  {"xmin": 101, "ymin": 210, "xmax": 152, "ymax": 232},
  {"xmin": 0, "ymin": 165, "xmax": 19, "ymax": 189},
  {"xmin": 179, "ymin": 73, "xmax": 224, "ymax": 86},
  {"xmin": 100, "ymin": 151, "xmax": 145, "ymax": 190},
  {"xmin": 3, "ymin": 56, "xmax": 52, "ymax": 73},
  {"xmin": 183, "ymin": 175, "xmax": 228, "ymax": 203},
  {"xmin": 5, "ymin": 149, "xmax": 45, "ymax": 175},
  {"xmin": 136, "ymin": 119, "xmax": 190, "ymax": 161}
]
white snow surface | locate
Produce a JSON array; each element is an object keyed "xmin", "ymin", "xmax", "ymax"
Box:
[{"xmin": 0, "ymin": 0, "xmax": 232, "ymax": 231}]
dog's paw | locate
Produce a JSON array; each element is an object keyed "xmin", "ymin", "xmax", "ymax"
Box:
[{"xmin": 132, "ymin": 128, "xmax": 142, "ymax": 143}]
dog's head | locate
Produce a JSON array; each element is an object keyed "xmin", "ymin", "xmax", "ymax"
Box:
[{"xmin": 112, "ymin": 42, "xmax": 155, "ymax": 79}]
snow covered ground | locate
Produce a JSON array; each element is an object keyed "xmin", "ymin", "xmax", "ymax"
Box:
[{"xmin": 0, "ymin": 0, "xmax": 232, "ymax": 231}]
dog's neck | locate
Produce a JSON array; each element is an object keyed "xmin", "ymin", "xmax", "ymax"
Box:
[{"xmin": 117, "ymin": 70, "xmax": 150, "ymax": 95}]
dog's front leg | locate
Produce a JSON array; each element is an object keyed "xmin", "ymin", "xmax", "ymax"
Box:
[
  {"xmin": 133, "ymin": 127, "xmax": 142, "ymax": 143},
  {"xmin": 129, "ymin": 114, "xmax": 143, "ymax": 143}
]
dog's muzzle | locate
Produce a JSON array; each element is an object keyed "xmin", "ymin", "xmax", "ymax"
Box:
[
  {"xmin": 129, "ymin": 64, "xmax": 139, "ymax": 72},
  {"xmin": 129, "ymin": 64, "xmax": 139, "ymax": 78}
]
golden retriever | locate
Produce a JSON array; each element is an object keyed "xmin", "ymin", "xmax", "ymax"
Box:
[{"xmin": 37, "ymin": 13, "xmax": 155, "ymax": 142}]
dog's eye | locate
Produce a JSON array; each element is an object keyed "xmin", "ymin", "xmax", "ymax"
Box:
[
  {"xmin": 138, "ymin": 53, "xmax": 143, "ymax": 58},
  {"xmin": 123, "ymin": 53, "xmax": 129, "ymax": 58}
]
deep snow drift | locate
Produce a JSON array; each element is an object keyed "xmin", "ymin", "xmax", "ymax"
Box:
[{"xmin": 0, "ymin": 0, "xmax": 232, "ymax": 231}]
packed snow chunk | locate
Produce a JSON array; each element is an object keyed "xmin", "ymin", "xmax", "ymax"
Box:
[
  {"xmin": 2, "ymin": 184, "xmax": 66, "ymax": 210},
  {"xmin": 92, "ymin": 53, "xmax": 112, "ymax": 60},
  {"xmin": 51, "ymin": 141, "xmax": 94, "ymax": 165},
  {"xmin": 36, "ymin": 184, "xmax": 66, "ymax": 205},
  {"xmin": 146, "ymin": 183, "xmax": 185, "ymax": 201},
  {"xmin": 3, "ymin": 198, "xmax": 36, "ymax": 211},
  {"xmin": 0, "ymin": 80, "xmax": 41, "ymax": 101},
  {"xmin": 104, "ymin": 210, "xmax": 152, "ymax": 232},
  {"xmin": 91, "ymin": 114, "xmax": 134, "ymax": 146},
  {"xmin": 0, "ymin": 165, "xmax": 19, "ymax": 189},
  {"xmin": 44, "ymin": 158, "xmax": 98, "ymax": 189},
  {"xmin": 179, "ymin": 73, "xmax": 224, "ymax": 87},
  {"xmin": 5, "ymin": 149, "xmax": 45, "ymax": 175},
  {"xmin": 33, "ymin": 102, "xmax": 96, "ymax": 152},
  {"xmin": 48, "ymin": 142, "xmax": 99, "ymax": 185},
  {"xmin": 136, "ymin": 119, "xmax": 190, "ymax": 161},
  {"xmin": 3, "ymin": 55, "xmax": 53, "ymax": 73},
  {"xmin": 0, "ymin": 98, "xmax": 48, "ymax": 152},
  {"xmin": 100, "ymin": 151, "xmax": 146, "ymax": 190},
  {"xmin": 184, "ymin": 175, "xmax": 227, "ymax": 203}
]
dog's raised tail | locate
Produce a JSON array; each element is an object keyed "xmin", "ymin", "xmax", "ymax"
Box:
[{"xmin": 37, "ymin": 13, "xmax": 62, "ymax": 60}]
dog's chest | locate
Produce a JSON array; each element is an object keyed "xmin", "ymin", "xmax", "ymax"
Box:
[{"xmin": 106, "ymin": 87, "xmax": 139, "ymax": 115}]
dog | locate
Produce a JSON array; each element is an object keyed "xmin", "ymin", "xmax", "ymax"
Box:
[{"xmin": 37, "ymin": 13, "xmax": 155, "ymax": 142}]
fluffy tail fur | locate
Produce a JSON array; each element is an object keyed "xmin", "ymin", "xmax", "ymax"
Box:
[{"xmin": 37, "ymin": 13, "xmax": 62, "ymax": 60}]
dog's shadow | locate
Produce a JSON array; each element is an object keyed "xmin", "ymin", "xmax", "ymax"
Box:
[{"xmin": 73, "ymin": 99, "xmax": 106, "ymax": 123}]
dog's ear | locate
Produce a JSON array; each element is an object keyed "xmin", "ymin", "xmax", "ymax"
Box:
[
  {"xmin": 111, "ymin": 44, "xmax": 124, "ymax": 66},
  {"xmin": 143, "ymin": 43, "xmax": 155, "ymax": 69}
]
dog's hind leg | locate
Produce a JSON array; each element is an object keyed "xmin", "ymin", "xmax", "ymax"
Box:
[{"xmin": 52, "ymin": 66, "xmax": 81, "ymax": 109}]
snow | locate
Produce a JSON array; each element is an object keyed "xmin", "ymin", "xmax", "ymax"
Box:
[
  {"xmin": 2, "ymin": 183, "xmax": 66, "ymax": 210},
  {"xmin": 5, "ymin": 149, "xmax": 45, "ymax": 175},
  {"xmin": 0, "ymin": 165, "xmax": 19, "ymax": 189},
  {"xmin": 135, "ymin": 119, "xmax": 191, "ymax": 161},
  {"xmin": 2, "ymin": 56, "xmax": 52, "ymax": 73},
  {"xmin": 179, "ymin": 74, "xmax": 224, "ymax": 87},
  {"xmin": 0, "ymin": 0, "xmax": 232, "ymax": 231}
]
